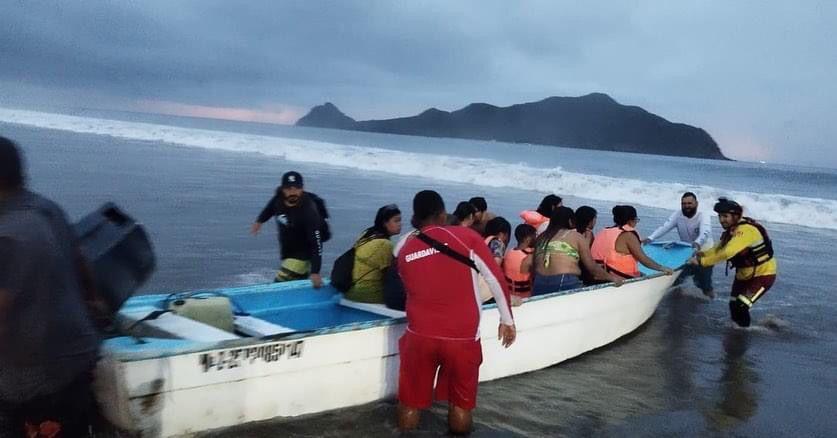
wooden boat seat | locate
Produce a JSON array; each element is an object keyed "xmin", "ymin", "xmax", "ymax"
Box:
[
  {"xmin": 338, "ymin": 299, "xmax": 406, "ymax": 318},
  {"xmin": 121, "ymin": 308, "xmax": 239, "ymax": 342},
  {"xmin": 233, "ymin": 315, "xmax": 296, "ymax": 337}
]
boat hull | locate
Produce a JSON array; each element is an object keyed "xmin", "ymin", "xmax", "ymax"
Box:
[{"xmin": 95, "ymin": 271, "xmax": 678, "ymax": 436}]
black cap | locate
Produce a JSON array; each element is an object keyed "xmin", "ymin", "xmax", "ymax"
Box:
[
  {"xmin": 281, "ymin": 171, "xmax": 304, "ymax": 188},
  {"xmin": 713, "ymin": 197, "xmax": 742, "ymax": 215}
]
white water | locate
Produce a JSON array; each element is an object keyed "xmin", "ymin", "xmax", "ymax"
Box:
[{"xmin": 2, "ymin": 108, "xmax": 835, "ymax": 230}]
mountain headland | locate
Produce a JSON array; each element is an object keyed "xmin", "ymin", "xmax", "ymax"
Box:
[{"xmin": 296, "ymin": 93, "xmax": 728, "ymax": 160}]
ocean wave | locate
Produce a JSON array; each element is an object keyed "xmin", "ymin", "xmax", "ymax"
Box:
[{"xmin": 2, "ymin": 108, "xmax": 836, "ymax": 231}]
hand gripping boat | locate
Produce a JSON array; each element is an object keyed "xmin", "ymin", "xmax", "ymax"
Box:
[{"xmin": 94, "ymin": 242, "xmax": 693, "ymax": 437}]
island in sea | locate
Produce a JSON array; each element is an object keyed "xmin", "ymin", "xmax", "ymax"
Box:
[{"xmin": 296, "ymin": 93, "xmax": 728, "ymax": 160}]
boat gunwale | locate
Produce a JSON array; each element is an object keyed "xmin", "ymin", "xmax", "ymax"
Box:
[{"xmin": 105, "ymin": 268, "xmax": 681, "ymax": 362}]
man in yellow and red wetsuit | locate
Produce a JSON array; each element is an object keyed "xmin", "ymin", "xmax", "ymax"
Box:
[{"xmin": 688, "ymin": 198, "xmax": 777, "ymax": 327}]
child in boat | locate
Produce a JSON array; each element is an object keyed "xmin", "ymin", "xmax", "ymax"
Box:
[
  {"xmin": 503, "ymin": 224, "xmax": 536, "ymax": 299},
  {"xmin": 477, "ymin": 217, "xmax": 512, "ymax": 303},
  {"xmin": 483, "ymin": 217, "xmax": 512, "ymax": 265}
]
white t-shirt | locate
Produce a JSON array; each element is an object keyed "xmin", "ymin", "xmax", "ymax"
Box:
[
  {"xmin": 392, "ymin": 230, "xmax": 416, "ymax": 257},
  {"xmin": 647, "ymin": 209, "xmax": 714, "ymax": 249}
]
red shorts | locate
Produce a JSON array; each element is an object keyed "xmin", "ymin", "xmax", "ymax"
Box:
[
  {"xmin": 398, "ymin": 330, "xmax": 483, "ymax": 410},
  {"xmin": 732, "ymin": 275, "xmax": 776, "ymax": 307}
]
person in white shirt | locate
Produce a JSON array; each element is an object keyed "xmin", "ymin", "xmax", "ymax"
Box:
[{"xmin": 643, "ymin": 192, "xmax": 715, "ymax": 298}]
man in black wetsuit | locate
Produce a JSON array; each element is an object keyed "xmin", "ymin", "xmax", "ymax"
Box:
[{"xmin": 250, "ymin": 171, "xmax": 328, "ymax": 288}]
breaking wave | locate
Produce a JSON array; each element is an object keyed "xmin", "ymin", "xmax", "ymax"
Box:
[{"xmin": 2, "ymin": 108, "xmax": 835, "ymax": 230}]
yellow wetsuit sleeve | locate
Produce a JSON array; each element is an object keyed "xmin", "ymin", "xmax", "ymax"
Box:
[{"xmin": 700, "ymin": 224, "xmax": 760, "ymax": 267}]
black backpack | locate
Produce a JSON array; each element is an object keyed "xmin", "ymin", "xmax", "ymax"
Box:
[
  {"xmin": 383, "ymin": 258, "xmax": 405, "ymax": 310},
  {"xmin": 307, "ymin": 193, "xmax": 332, "ymax": 243},
  {"xmin": 330, "ymin": 247, "xmax": 355, "ymax": 292},
  {"xmin": 331, "ymin": 237, "xmax": 390, "ymax": 293}
]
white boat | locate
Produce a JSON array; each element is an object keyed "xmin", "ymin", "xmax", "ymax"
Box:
[{"xmin": 94, "ymin": 242, "xmax": 693, "ymax": 437}]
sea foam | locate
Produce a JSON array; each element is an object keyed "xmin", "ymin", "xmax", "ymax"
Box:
[{"xmin": 1, "ymin": 108, "xmax": 835, "ymax": 231}]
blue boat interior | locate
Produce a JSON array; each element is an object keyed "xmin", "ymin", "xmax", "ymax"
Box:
[
  {"xmin": 639, "ymin": 241, "xmax": 694, "ymax": 275},
  {"xmin": 106, "ymin": 241, "xmax": 693, "ymax": 358},
  {"xmin": 107, "ymin": 281, "xmax": 404, "ymax": 358}
]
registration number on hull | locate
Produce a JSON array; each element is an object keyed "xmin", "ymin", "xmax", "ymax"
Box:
[{"xmin": 198, "ymin": 340, "xmax": 305, "ymax": 372}]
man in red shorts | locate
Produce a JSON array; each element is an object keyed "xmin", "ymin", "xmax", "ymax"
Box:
[{"xmin": 396, "ymin": 190, "xmax": 516, "ymax": 434}]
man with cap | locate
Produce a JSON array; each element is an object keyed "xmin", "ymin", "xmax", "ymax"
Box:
[
  {"xmin": 688, "ymin": 198, "xmax": 778, "ymax": 327},
  {"xmin": 396, "ymin": 190, "xmax": 516, "ymax": 435},
  {"xmin": 251, "ymin": 171, "xmax": 329, "ymax": 288},
  {"xmin": 0, "ymin": 136, "xmax": 102, "ymax": 436}
]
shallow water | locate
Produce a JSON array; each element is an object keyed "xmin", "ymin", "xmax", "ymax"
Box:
[{"xmin": 2, "ymin": 116, "xmax": 835, "ymax": 437}]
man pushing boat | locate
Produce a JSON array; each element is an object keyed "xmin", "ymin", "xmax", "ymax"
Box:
[{"xmin": 688, "ymin": 198, "xmax": 778, "ymax": 327}]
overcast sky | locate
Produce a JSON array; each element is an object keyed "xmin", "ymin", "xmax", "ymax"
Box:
[{"xmin": 1, "ymin": 1, "xmax": 835, "ymax": 167}]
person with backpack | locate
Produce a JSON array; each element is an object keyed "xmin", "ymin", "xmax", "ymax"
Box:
[
  {"xmin": 333, "ymin": 204, "xmax": 402, "ymax": 303},
  {"xmin": 251, "ymin": 171, "xmax": 330, "ymax": 288}
]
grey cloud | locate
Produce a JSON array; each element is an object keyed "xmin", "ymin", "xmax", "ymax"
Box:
[{"xmin": 1, "ymin": 0, "xmax": 835, "ymax": 166}]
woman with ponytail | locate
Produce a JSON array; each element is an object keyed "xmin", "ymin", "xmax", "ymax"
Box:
[
  {"xmin": 344, "ymin": 204, "xmax": 403, "ymax": 303},
  {"xmin": 525, "ymin": 206, "xmax": 622, "ymax": 295}
]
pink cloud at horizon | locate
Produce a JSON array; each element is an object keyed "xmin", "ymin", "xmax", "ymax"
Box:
[
  {"xmin": 134, "ymin": 100, "xmax": 305, "ymax": 125},
  {"xmin": 714, "ymin": 132, "xmax": 773, "ymax": 163}
]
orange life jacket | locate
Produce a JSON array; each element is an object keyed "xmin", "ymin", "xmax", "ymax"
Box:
[
  {"xmin": 592, "ymin": 225, "xmax": 640, "ymax": 278},
  {"xmin": 503, "ymin": 248, "xmax": 533, "ymax": 297},
  {"xmin": 520, "ymin": 210, "xmax": 548, "ymax": 229}
]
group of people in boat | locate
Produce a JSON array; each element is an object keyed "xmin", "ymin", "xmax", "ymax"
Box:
[{"xmin": 248, "ymin": 169, "xmax": 778, "ymax": 434}]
